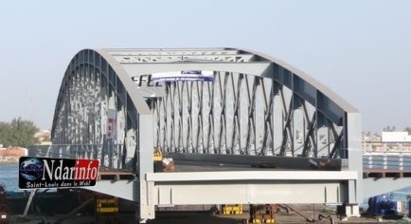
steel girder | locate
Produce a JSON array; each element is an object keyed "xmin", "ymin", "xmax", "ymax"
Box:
[
  {"xmin": 121, "ymin": 49, "xmax": 359, "ymax": 162},
  {"xmin": 51, "ymin": 47, "xmax": 361, "ymax": 169},
  {"xmin": 50, "ymin": 48, "xmax": 362, "ymax": 206}
]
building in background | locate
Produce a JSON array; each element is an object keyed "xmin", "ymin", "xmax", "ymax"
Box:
[
  {"xmin": 363, "ymin": 132, "xmax": 411, "ymax": 152},
  {"xmin": 0, "ymin": 147, "xmax": 28, "ymax": 163},
  {"xmin": 34, "ymin": 130, "xmax": 51, "ymax": 145}
]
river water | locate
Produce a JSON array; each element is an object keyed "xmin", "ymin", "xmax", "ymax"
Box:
[{"xmin": 0, "ymin": 163, "xmax": 21, "ymax": 192}]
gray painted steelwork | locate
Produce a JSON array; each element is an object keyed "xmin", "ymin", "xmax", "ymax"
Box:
[
  {"xmin": 363, "ymin": 178, "xmax": 411, "ymax": 199},
  {"xmin": 50, "ymin": 48, "xmax": 362, "ymax": 221}
]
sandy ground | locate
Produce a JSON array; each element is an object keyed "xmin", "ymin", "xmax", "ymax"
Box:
[
  {"xmin": 8, "ymin": 213, "xmax": 406, "ymax": 224},
  {"xmin": 4, "ymin": 193, "xmax": 407, "ymax": 224}
]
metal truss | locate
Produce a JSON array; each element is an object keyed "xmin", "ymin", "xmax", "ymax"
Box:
[
  {"xmin": 110, "ymin": 48, "xmax": 253, "ymax": 63},
  {"xmin": 51, "ymin": 48, "xmax": 360, "ymax": 169},
  {"xmin": 51, "ymin": 49, "xmax": 144, "ymax": 171},
  {"xmin": 48, "ymin": 48, "xmax": 362, "ymax": 221},
  {"xmin": 113, "ymin": 55, "xmax": 254, "ymax": 63},
  {"xmin": 153, "ymin": 71, "xmax": 347, "ymax": 160}
]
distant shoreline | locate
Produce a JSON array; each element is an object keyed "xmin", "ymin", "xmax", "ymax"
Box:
[
  {"xmin": 0, "ymin": 158, "xmax": 19, "ymax": 164},
  {"xmin": 0, "ymin": 161, "xmax": 18, "ymax": 164}
]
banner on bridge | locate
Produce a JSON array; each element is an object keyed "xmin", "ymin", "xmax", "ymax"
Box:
[
  {"xmin": 18, "ymin": 157, "xmax": 99, "ymax": 189},
  {"xmin": 151, "ymin": 70, "xmax": 214, "ymax": 82}
]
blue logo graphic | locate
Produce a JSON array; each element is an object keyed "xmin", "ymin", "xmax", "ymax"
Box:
[{"xmin": 20, "ymin": 158, "xmax": 44, "ymax": 181}]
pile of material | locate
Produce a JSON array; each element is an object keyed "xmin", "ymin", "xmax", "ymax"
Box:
[{"xmin": 162, "ymin": 158, "xmax": 175, "ymax": 172}]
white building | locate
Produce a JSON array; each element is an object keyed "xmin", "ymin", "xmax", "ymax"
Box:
[{"xmin": 382, "ymin": 132, "xmax": 411, "ymax": 143}]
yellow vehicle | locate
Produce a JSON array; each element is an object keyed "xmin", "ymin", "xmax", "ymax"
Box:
[
  {"xmin": 154, "ymin": 147, "xmax": 163, "ymax": 172},
  {"xmin": 154, "ymin": 147, "xmax": 163, "ymax": 161}
]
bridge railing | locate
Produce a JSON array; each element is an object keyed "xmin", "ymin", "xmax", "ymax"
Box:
[
  {"xmin": 28, "ymin": 144, "xmax": 411, "ymax": 171},
  {"xmin": 362, "ymin": 153, "xmax": 411, "ymax": 170}
]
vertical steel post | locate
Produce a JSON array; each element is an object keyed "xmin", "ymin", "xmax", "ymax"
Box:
[
  {"xmin": 138, "ymin": 113, "xmax": 155, "ymax": 221},
  {"xmin": 346, "ymin": 112, "xmax": 362, "ymax": 217}
]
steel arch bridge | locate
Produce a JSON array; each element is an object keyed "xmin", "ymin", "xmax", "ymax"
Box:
[{"xmin": 49, "ymin": 48, "xmax": 362, "ymax": 221}]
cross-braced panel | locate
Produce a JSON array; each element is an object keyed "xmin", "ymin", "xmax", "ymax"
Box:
[{"xmin": 153, "ymin": 70, "xmax": 346, "ymax": 160}]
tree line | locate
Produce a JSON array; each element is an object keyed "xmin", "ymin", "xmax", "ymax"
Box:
[
  {"xmin": 383, "ymin": 125, "xmax": 411, "ymax": 134},
  {"xmin": 0, "ymin": 117, "xmax": 40, "ymax": 148}
]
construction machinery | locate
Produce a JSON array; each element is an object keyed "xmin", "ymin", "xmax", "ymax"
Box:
[
  {"xmin": 154, "ymin": 147, "xmax": 163, "ymax": 172},
  {"xmin": 243, "ymin": 204, "xmax": 276, "ymax": 224},
  {"xmin": 95, "ymin": 195, "xmax": 119, "ymax": 224},
  {"xmin": 220, "ymin": 204, "xmax": 243, "ymax": 215}
]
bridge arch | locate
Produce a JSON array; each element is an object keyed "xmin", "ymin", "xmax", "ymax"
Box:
[
  {"xmin": 51, "ymin": 49, "xmax": 152, "ymax": 170},
  {"xmin": 51, "ymin": 48, "xmax": 361, "ymax": 171}
]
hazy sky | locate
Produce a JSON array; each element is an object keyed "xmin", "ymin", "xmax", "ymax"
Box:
[{"xmin": 0, "ymin": 0, "xmax": 410, "ymax": 133}]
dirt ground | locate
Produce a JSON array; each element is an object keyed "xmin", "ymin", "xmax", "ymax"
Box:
[{"xmin": 9, "ymin": 204, "xmax": 408, "ymax": 224}]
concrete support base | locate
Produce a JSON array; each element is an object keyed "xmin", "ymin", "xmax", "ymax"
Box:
[{"xmin": 337, "ymin": 204, "xmax": 361, "ymax": 221}]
